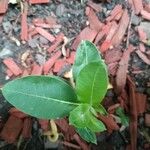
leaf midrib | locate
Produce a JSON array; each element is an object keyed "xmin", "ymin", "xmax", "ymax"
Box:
[
  {"xmin": 90, "ymin": 67, "xmax": 99, "ymax": 105},
  {"xmin": 5, "ymin": 89, "xmax": 79, "ymax": 106}
]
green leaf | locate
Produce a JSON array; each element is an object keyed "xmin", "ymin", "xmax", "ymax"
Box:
[
  {"xmin": 95, "ymin": 104, "xmax": 108, "ymax": 115},
  {"xmin": 69, "ymin": 104, "xmax": 106, "ymax": 132},
  {"xmin": 115, "ymin": 107, "xmax": 129, "ymax": 127},
  {"xmin": 73, "ymin": 40, "xmax": 101, "ymax": 80},
  {"xmin": 2, "ymin": 76, "xmax": 79, "ymax": 119},
  {"xmin": 76, "ymin": 62, "xmax": 108, "ymax": 106},
  {"xmin": 76, "ymin": 127, "xmax": 97, "ymax": 144}
]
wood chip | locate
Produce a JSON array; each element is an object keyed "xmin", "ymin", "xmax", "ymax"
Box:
[
  {"xmin": 141, "ymin": 9, "xmax": 150, "ymax": 20},
  {"xmin": 71, "ymin": 27, "xmax": 97, "ymax": 50},
  {"xmin": 116, "ymin": 45, "xmax": 134, "ymax": 94},
  {"xmin": 6, "ymin": 69, "xmax": 13, "ymax": 78},
  {"xmin": 3, "ymin": 58, "xmax": 22, "ymax": 76},
  {"xmin": 9, "ymin": 108, "xmax": 27, "ymax": 119},
  {"xmin": 0, "ymin": 115, "xmax": 23, "ymax": 143},
  {"xmin": 127, "ymin": 76, "xmax": 137, "ymax": 150},
  {"xmin": 94, "ymin": 22, "xmax": 112, "ymax": 45},
  {"xmin": 43, "ymin": 51, "xmax": 61, "ymax": 74},
  {"xmin": 31, "ymin": 63, "xmax": 43, "ymax": 75},
  {"xmin": 87, "ymin": 1, "xmax": 102, "ymax": 12},
  {"xmin": 47, "ymin": 33, "xmax": 64, "ymax": 53},
  {"xmin": 35, "ymin": 27, "xmax": 55, "ymax": 42},
  {"xmin": 21, "ymin": 2, "xmax": 28, "ymax": 41},
  {"xmin": 106, "ymin": 4, "xmax": 123, "ymax": 22},
  {"xmin": 139, "ymin": 43, "xmax": 145, "ymax": 52},
  {"xmin": 53, "ymin": 59, "xmax": 66, "ymax": 73},
  {"xmin": 29, "ymin": 0, "xmax": 49, "ymax": 4},
  {"xmin": 66, "ymin": 51, "xmax": 76, "ymax": 64},
  {"xmin": 100, "ymin": 40, "xmax": 112, "ymax": 52},
  {"xmin": 136, "ymin": 93, "xmax": 147, "ymax": 114},
  {"xmin": 0, "ymin": 0, "xmax": 8, "ymax": 14},
  {"xmin": 39, "ymin": 119, "xmax": 49, "ymax": 131},
  {"xmin": 104, "ymin": 48, "xmax": 122, "ymax": 64},
  {"xmin": 73, "ymin": 133, "xmax": 90, "ymax": 150},
  {"xmin": 111, "ymin": 9, "xmax": 130, "ymax": 47},
  {"xmin": 132, "ymin": 0, "xmax": 143, "ymax": 14},
  {"xmin": 137, "ymin": 27, "xmax": 147, "ymax": 42},
  {"xmin": 136, "ymin": 50, "xmax": 150, "ymax": 65},
  {"xmin": 98, "ymin": 115, "xmax": 119, "ymax": 131},
  {"xmin": 86, "ymin": 7, "xmax": 103, "ymax": 32},
  {"xmin": 55, "ymin": 118, "xmax": 75, "ymax": 141},
  {"xmin": 145, "ymin": 113, "xmax": 150, "ymax": 127},
  {"xmin": 22, "ymin": 69, "xmax": 30, "ymax": 76},
  {"xmin": 100, "ymin": 21, "xmax": 119, "ymax": 52},
  {"xmin": 108, "ymin": 62, "xmax": 118, "ymax": 76},
  {"xmin": 144, "ymin": 3, "xmax": 150, "ymax": 13},
  {"xmin": 22, "ymin": 118, "xmax": 32, "ymax": 138}
]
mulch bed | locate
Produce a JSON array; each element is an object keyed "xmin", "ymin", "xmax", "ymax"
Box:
[{"xmin": 0, "ymin": 0, "xmax": 150, "ymax": 149}]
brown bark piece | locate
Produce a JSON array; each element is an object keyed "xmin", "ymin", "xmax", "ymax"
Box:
[
  {"xmin": 141, "ymin": 10, "xmax": 150, "ymax": 20},
  {"xmin": 116, "ymin": 45, "xmax": 134, "ymax": 94},
  {"xmin": 94, "ymin": 22, "xmax": 112, "ymax": 45},
  {"xmin": 132, "ymin": 0, "xmax": 143, "ymax": 14},
  {"xmin": 108, "ymin": 62, "xmax": 118, "ymax": 76},
  {"xmin": 22, "ymin": 118, "xmax": 32, "ymax": 138},
  {"xmin": 127, "ymin": 76, "xmax": 137, "ymax": 150},
  {"xmin": 55, "ymin": 118, "xmax": 75, "ymax": 141},
  {"xmin": 73, "ymin": 134, "xmax": 90, "ymax": 150},
  {"xmin": 3, "ymin": 58, "xmax": 22, "ymax": 76},
  {"xmin": 47, "ymin": 33, "xmax": 64, "ymax": 53},
  {"xmin": 111, "ymin": 9, "xmax": 130, "ymax": 47},
  {"xmin": 9, "ymin": 108, "xmax": 27, "ymax": 119},
  {"xmin": 100, "ymin": 22, "xmax": 119, "ymax": 52},
  {"xmin": 106, "ymin": 21, "xmax": 118, "ymax": 41},
  {"xmin": 35, "ymin": 27, "xmax": 55, "ymax": 42},
  {"xmin": 0, "ymin": 115, "xmax": 23, "ymax": 143},
  {"xmin": 43, "ymin": 51, "xmax": 61, "ymax": 74},
  {"xmin": 31, "ymin": 63, "xmax": 43, "ymax": 75},
  {"xmin": 136, "ymin": 50, "xmax": 150, "ymax": 65},
  {"xmin": 87, "ymin": 1, "xmax": 102, "ymax": 12},
  {"xmin": 29, "ymin": 0, "xmax": 49, "ymax": 4},
  {"xmin": 21, "ymin": 2, "xmax": 28, "ymax": 41},
  {"xmin": 106, "ymin": 4, "xmax": 122, "ymax": 22},
  {"xmin": 104, "ymin": 48, "xmax": 122, "ymax": 64},
  {"xmin": 145, "ymin": 113, "xmax": 150, "ymax": 127},
  {"xmin": 86, "ymin": 7, "xmax": 103, "ymax": 32},
  {"xmin": 71, "ymin": 27, "xmax": 97, "ymax": 50},
  {"xmin": 136, "ymin": 93, "xmax": 147, "ymax": 115},
  {"xmin": 137, "ymin": 27, "xmax": 147, "ymax": 42},
  {"xmin": 0, "ymin": 0, "xmax": 8, "ymax": 14},
  {"xmin": 98, "ymin": 115, "xmax": 119, "ymax": 131}
]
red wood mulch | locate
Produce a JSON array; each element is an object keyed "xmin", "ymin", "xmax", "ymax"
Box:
[{"xmin": 0, "ymin": 0, "xmax": 150, "ymax": 149}]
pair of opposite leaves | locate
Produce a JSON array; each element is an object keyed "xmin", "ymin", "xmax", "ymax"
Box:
[{"xmin": 2, "ymin": 40, "xmax": 108, "ymax": 133}]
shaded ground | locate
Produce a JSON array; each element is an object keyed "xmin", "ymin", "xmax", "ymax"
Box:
[{"xmin": 0, "ymin": 0, "xmax": 150, "ymax": 149}]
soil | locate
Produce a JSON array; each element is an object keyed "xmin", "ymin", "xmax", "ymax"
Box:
[{"xmin": 0, "ymin": 0, "xmax": 150, "ymax": 149}]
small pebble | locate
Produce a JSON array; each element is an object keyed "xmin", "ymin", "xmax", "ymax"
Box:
[
  {"xmin": 0, "ymin": 48, "xmax": 13, "ymax": 59},
  {"xmin": 2, "ymin": 21, "xmax": 12, "ymax": 33},
  {"xmin": 56, "ymin": 4, "xmax": 66, "ymax": 17}
]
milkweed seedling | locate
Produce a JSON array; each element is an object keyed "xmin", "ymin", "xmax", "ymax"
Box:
[{"xmin": 2, "ymin": 40, "xmax": 109, "ymax": 144}]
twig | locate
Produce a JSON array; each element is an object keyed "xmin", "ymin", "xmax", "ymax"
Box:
[
  {"xmin": 126, "ymin": 10, "xmax": 134, "ymax": 48},
  {"xmin": 8, "ymin": 13, "xmax": 21, "ymax": 37},
  {"xmin": 61, "ymin": 141, "xmax": 81, "ymax": 150}
]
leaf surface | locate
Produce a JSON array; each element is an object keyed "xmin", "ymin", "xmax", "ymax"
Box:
[
  {"xmin": 76, "ymin": 127, "xmax": 97, "ymax": 144},
  {"xmin": 2, "ymin": 76, "xmax": 78, "ymax": 119},
  {"xmin": 76, "ymin": 62, "xmax": 108, "ymax": 106},
  {"xmin": 116, "ymin": 107, "xmax": 129, "ymax": 127},
  {"xmin": 69, "ymin": 104, "xmax": 106, "ymax": 132},
  {"xmin": 73, "ymin": 40, "xmax": 101, "ymax": 80}
]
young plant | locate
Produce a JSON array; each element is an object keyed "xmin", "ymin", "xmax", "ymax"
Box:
[{"xmin": 2, "ymin": 40, "xmax": 108, "ymax": 144}]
